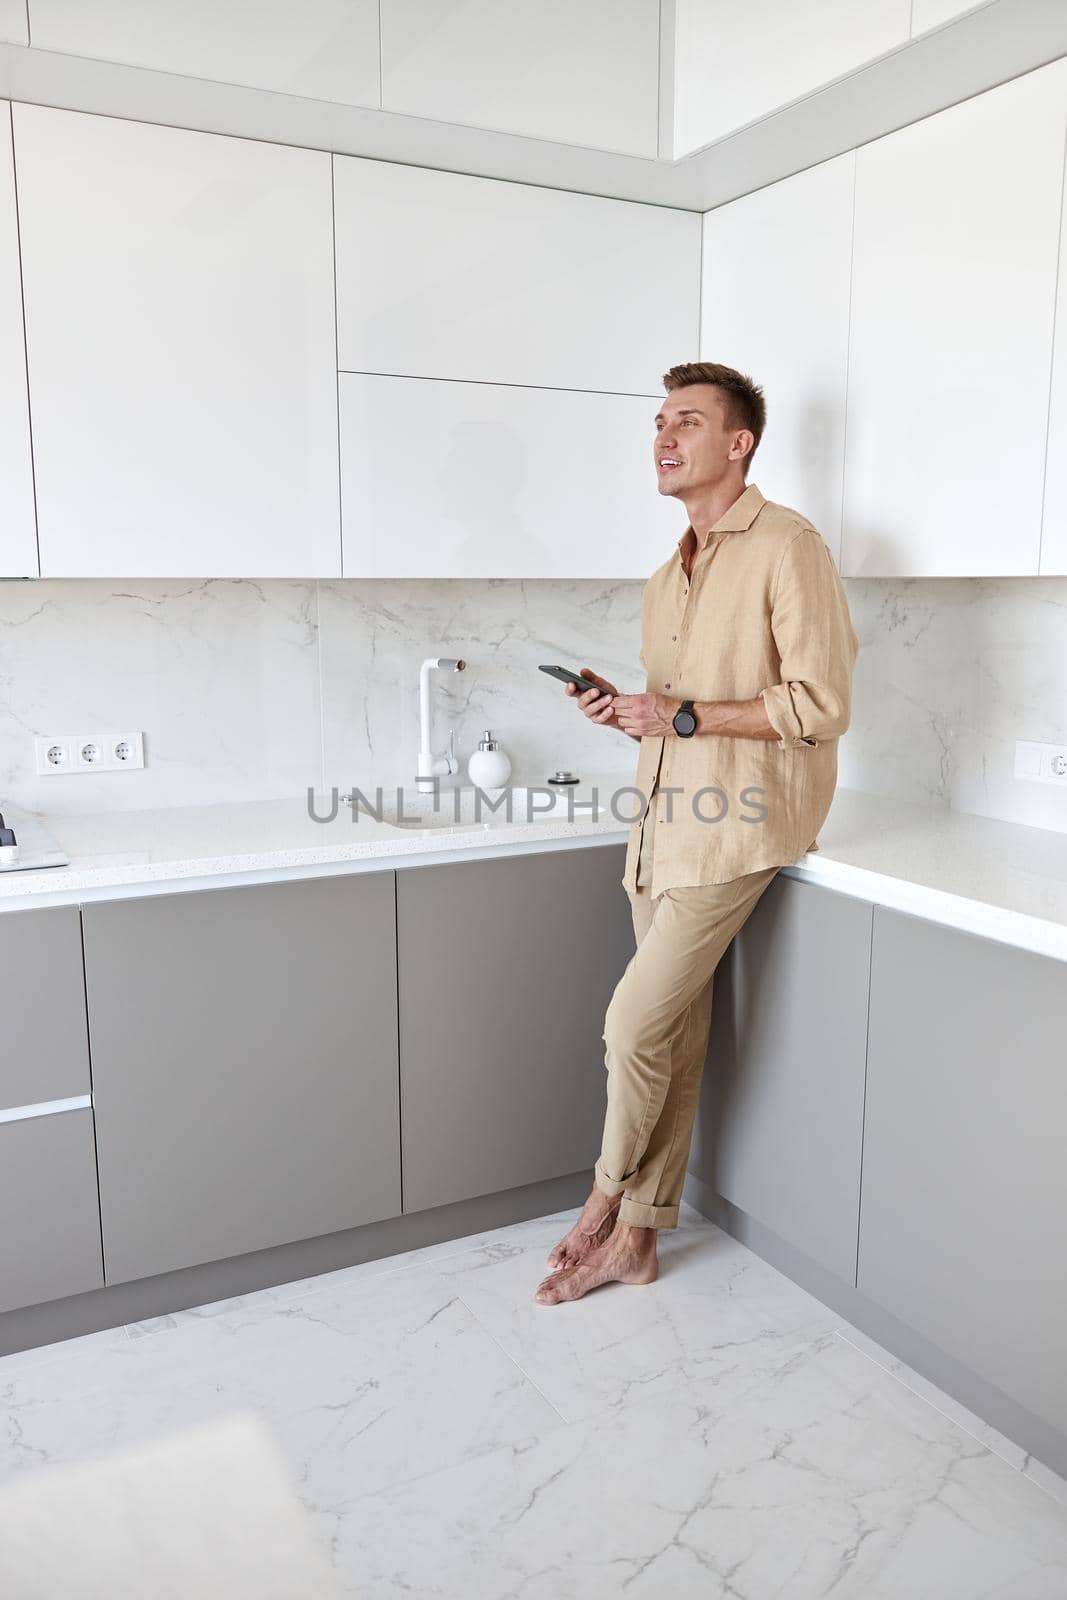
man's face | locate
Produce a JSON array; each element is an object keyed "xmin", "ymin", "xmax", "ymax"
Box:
[{"xmin": 653, "ymin": 385, "xmax": 747, "ymax": 497}]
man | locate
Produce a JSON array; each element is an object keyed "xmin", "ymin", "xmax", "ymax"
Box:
[{"xmin": 534, "ymin": 361, "xmax": 859, "ymax": 1308}]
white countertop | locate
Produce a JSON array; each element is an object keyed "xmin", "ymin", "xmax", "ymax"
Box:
[
  {"xmin": 1, "ymin": 779, "xmax": 1065, "ymax": 961},
  {"xmin": 783, "ymin": 788, "xmax": 1067, "ymax": 962},
  {"xmin": 0, "ymin": 776, "xmax": 634, "ymax": 907}
]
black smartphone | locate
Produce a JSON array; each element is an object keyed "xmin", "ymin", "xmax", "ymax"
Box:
[{"xmin": 538, "ymin": 664, "xmax": 606, "ymax": 697}]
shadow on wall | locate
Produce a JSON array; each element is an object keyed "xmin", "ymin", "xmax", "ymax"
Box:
[{"xmin": 439, "ymin": 419, "xmax": 553, "ymax": 575}]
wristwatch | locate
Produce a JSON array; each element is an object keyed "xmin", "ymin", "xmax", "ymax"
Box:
[{"xmin": 672, "ymin": 698, "xmax": 697, "ymax": 737}]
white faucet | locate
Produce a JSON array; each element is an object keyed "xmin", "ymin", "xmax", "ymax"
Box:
[{"xmin": 417, "ymin": 656, "xmax": 466, "ymax": 793}]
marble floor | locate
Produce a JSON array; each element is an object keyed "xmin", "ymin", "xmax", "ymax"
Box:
[{"xmin": 1, "ymin": 1202, "xmax": 1065, "ymax": 1598}]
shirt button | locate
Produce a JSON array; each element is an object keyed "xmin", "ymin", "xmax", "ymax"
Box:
[
  {"xmin": 671, "ymin": 634, "xmax": 677, "ymax": 641},
  {"xmin": 665, "ymin": 681, "xmax": 671, "ymax": 689}
]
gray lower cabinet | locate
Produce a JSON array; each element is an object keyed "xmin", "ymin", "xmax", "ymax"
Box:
[
  {"xmin": 0, "ymin": 905, "xmax": 103, "ymax": 1311},
  {"xmin": 81, "ymin": 873, "xmax": 401, "ymax": 1285},
  {"xmin": 0, "ymin": 1111, "xmax": 104, "ymax": 1312},
  {"xmin": 0, "ymin": 905, "xmax": 92, "ymax": 1108},
  {"xmin": 858, "ymin": 907, "xmax": 1067, "ymax": 1436},
  {"xmin": 396, "ymin": 844, "xmax": 633, "ymax": 1213},
  {"xmin": 691, "ymin": 874, "xmax": 873, "ymax": 1284}
]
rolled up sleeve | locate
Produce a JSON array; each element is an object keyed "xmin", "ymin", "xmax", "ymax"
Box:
[{"xmin": 759, "ymin": 527, "xmax": 859, "ymax": 749}]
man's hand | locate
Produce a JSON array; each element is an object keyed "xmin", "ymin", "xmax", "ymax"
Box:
[
  {"xmin": 612, "ymin": 693, "xmax": 679, "ymax": 738},
  {"xmin": 564, "ymin": 666, "xmax": 635, "ymax": 738}
]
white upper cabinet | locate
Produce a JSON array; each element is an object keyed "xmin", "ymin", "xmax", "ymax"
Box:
[
  {"xmin": 910, "ymin": 0, "xmax": 983, "ymax": 31},
  {"xmin": 380, "ymin": 0, "xmax": 661, "ymax": 158},
  {"xmin": 14, "ymin": 105, "xmax": 340, "ymax": 578},
  {"xmin": 0, "ymin": 103, "xmax": 37, "ymax": 577},
  {"xmin": 842, "ymin": 62, "xmax": 1067, "ymax": 578},
  {"xmin": 1042, "ymin": 141, "xmax": 1067, "ymax": 577},
  {"xmin": 0, "ymin": 2, "xmax": 27, "ymax": 43},
  {"xmin": 28, "ymin": 1, "xmax": 381, "ymax": 106},
  {"xmin": 339, "ymin": 373, "xmax": 679, "ymax": 578},
  {"xmin": 701, "ymin": 152, "xmax": 854, "ymax": 563},
  {"xmin": 673, "ymin": 0, "xmax": 910, "ymax": 158},
  {"xmin": 333, "ymin": 157, "xmax": 700, "ymax": 396}
]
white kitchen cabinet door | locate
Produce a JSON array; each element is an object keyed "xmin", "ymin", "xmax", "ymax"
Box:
[
  {"xmin": 0, "ymin": 2, "xmax": 27, "ymax": 43},
  {"xmin": 1041, "ymin": 132, "xmax": 1067, "ymax": 577},
  {"xmin": 842, "ymin": 60, "xmax": 1067, "ymax": 578},
  {"xmin": 380, "ymin": 0, "xmax": 660, "ymax": 158},
  {"xmin": 339, "ymin": 373, "xmax": 680, "ymax": 578},
  {"xmin": 14, "ymin": 105, "xmax": 340, "ymax": 578},
  {"xmin": 910, "ymin": 0, "xmax": 983, "ymax": 31},
  {"xmin": 701, "ymin": 152, "xmax": 854, "ymax": 563},
  {"xmin": 0, "ymin": 103, "xmax": 36, "ymax": 577},
  {"xmin": 333, "ymin": 156, "xmax": 699, "ymax": 397},
  {"xmin": 673, "ymin": 0, "xmax": 909, "ymax": 158},
  {"xmin": 28, "ymin": 0, "xmax": 381, "ymax": 107}
]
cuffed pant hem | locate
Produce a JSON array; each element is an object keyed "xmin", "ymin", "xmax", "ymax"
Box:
[
  {"xmin": 618, "ymin": 1198, "xmax": 679, "ymax": 1229},
  {"xmin": 593, "ymin": 1159, "xmax": 632, "ymax": 1200}
]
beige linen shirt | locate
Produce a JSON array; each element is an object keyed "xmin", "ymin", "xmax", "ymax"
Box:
[{"xmin": 621, "ymin": 482, "xmax": 859, "ymax": 897}]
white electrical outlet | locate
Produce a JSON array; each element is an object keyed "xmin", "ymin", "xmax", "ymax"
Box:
[
  {"xmin": 1014, "ymin": 740, "xmax": 1067, "ymax": 786},
  {"xmin": 35, "ymin": 736, "xmax": 75, "ymax": 775},
  {"xmin": 35, "ymin": 732, "xmax": 145, "ymax": 775},
  {"xmin": 111, "ymin": 733, "xmax": 144, "ymax": 768},
  {"xmin": 74, "ymin": 737, "xmax": 106, "ymax": 771}
]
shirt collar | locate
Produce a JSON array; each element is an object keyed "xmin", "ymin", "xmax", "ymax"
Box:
[{"xmin": 676, "ymin": 482, "xmax": 766, "ymax": 557}]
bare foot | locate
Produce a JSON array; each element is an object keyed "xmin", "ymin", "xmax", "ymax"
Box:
[
  {"xmin": 534, "ymin": 1222, "xmax": 658, "ymax": 1305},
  {"xmin": 546, "ymin": 1188, "xmax": 622, "ymax": 1271}
]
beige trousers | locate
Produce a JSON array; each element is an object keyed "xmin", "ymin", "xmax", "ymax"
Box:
[{"xmin": 593, "ymin": 792, "xmax": 780, "ymax": 1229}]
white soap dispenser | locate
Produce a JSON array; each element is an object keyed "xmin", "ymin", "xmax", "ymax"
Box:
[{"xmin": 467, "ymin": 729, "xmax": 511, "ymax": 790}]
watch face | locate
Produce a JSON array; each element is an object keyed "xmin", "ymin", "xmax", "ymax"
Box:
[{"xmin": 674, "ymin": 706, "xmax": 697, "ymax": 737}]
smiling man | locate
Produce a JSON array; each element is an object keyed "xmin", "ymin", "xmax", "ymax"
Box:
[{"xmin": 535, "ymin": 360, "xmax": 859, "ymax": 1307}]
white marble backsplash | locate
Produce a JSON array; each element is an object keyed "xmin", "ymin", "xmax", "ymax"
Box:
[
  {"xmin": 1, "ymin": 574, "xmax": 1065, "ymax": 835},
  {"xmin": 840, "ymin": 576, "xmax": 1067, "ymax": 835},
  {"xmin": 0, "ymin": 577, "xmax": 643, "ymax": 815}
]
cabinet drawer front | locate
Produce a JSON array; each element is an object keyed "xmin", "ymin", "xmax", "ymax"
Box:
[
  {"xmin": 28, "ymin": 2, "xmax": 381, "ymax": 107},
  {"xmin": 380, "ymin": 0, "xmax": 660, "ymax": 157},
  {"xmin": 334, "ymin": 154, "xmax": 696, "ymax": 392},
  {"xmin": 0, "ymin": 906, "xmax": 91, "ymax": 1110},
  {"xmin": 15, "ymin": 103, "xmax": 340, "ymax": 579},
  {"xmin": 340, "ymin": 374, "xmax": 677, "ymax": 578},
  {"xmin": 842, "ymin": 61, "xmax": 1067, "ymax": 576},
  {"xmin": 82, "ymin": 873, "xmax": 401, "ymax": 1284},
  {"xmin": 0, "ymin": 100, "xmax": 37, "ymax": 577},
  {"xmin": 859, "ymin": 908, "xmax": 1067, "ymax": 1434},
  {"xmin": 0, "ymin": 1109, "xmax": 103, "ymax": 1313},
  {"xmin": 397, "ymin": 845, "xmax": 632, "ymax": 1213},
  {"xmin": 695, "ymin": 874, "xmax": 872, "ymax": 1284},
  {"xmin": 701, "ymin": 152, "xmax": 854, "ymax": 565}
]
